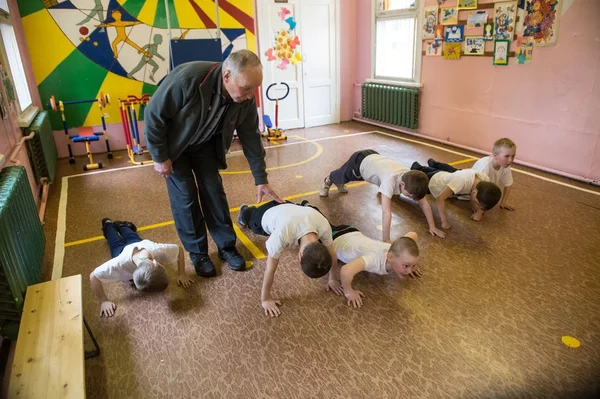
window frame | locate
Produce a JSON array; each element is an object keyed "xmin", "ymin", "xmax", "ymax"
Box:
[
  {"xmin": 370, "ymin": 0, "xmax": 423, "ymax": 87},
  {"xmin": 0, "ymin": 2, "xmax": 38, "ymax": 126}
]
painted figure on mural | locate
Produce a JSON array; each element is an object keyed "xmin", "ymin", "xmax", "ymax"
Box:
[
  {"xmin": 128, "ymin": 34, "xmax": 166, "ymax": 82},
  {"xmin": 99, "ymin": 10, "xmax": 151, "ymax": 59},
  {"xmin": 77, "ymin": 0, "xmax": 105, "ymax": 32}
]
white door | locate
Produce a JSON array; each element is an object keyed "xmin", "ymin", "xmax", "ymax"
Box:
[
  {"xmin": 257, "ymin": 0, "xmax": 305, "ymax": 130},
  {"xmin": 298, "ymin": 0, "xmax": 337, "ymax": 127}
]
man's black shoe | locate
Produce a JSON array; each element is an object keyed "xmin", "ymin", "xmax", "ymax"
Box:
[
  {"xmin": 218, "ymin": 247, "xmax": 246, "ymax": 271},
  {"xmin": 193, "ymin": 255, "xmax": 217, "ymax": 278}
]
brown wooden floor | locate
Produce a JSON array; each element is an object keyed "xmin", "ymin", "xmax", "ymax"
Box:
[{"xmin": 30, "ymin": 122, "xmax": 600, "ymax": 398}]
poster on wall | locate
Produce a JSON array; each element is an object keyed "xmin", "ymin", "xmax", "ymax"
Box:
[
  {"xmin": 423, "ymin": 6, "xmax": 439, "ymax": 40},
  {"xmin": 494, "ymin": 1, "xmax": 518, "ymax": 40},
  {"xmin": 515, "ymin": 35, "xmax": 535, "ymax": 63},
  {"xmin": 523, "ymin": 0, "xmax": 562, "ymax": 46},
  {"xmin": 493, "ymin": 40, "xmax": 510, "ymax": 65},
  {"xmin": 465, "ymin": 10, "xmax": 488, "ymax": 36},
  {"xmin": 425, "ymin": 38, "xmax": 443, "ymax": 56},
  {"xmin": 444, "ymin": 42, "xmax": 462, "ymax": 59},
  {"xmin": 441, "ymin": 7, "xmax": 459, "ymax": 25},
  {"xmin": 464, "ymin": 37, "xmax": 485, "ymax": 55}
]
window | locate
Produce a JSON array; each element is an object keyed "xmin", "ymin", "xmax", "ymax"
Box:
[
  {"xmin": 374, "ymin": 0, "xmax": 421, "ymax": 83},
  {"xmin": 0, "ymin": 1, "xmax": 33, "ymax": 114}
]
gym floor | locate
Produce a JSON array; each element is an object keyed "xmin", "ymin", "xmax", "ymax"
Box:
[{"xmin": 39, "ymin": 121, "xmax": 600, "ymax": 398}]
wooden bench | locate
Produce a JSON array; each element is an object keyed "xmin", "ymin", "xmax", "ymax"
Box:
[{"xmin": 8, "ymin": 275, "xmax": 100, "ymax": 398}]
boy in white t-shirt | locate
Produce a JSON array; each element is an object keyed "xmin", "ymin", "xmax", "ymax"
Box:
[
  {"xmin": 90, "ymin": 219, "xmax": 194, "ymax": 317},
  {"xmin": 319, "ymin": 149, "xmax": 446, "ymax": 241},
  {"xmin": 427, "ymin": 138, "xmax": 517, "ymax": 210},
  {"xmin": 410, "ymin": 162, "xmax": 502, "ymax": 229},
  {"xmin": 237, "ymin": 201, "xmax": 341, "ymax": 317},
  {"xmin": 330, "ymin": 224, "xmax": 421, "ymax": 308}
]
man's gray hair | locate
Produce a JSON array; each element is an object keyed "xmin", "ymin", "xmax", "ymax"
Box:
[{"xmin": 223, "ymin": 49, "xmax": 262, "ymax": 76}]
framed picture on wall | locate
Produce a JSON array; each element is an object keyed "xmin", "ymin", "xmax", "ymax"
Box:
[
  {"xmin": 464, "ymin": 37, "xmax": 485, "ymax": 55},
  {"xmin": 493, "ymin": 40, "xmax": 510, "ymax": 65}
]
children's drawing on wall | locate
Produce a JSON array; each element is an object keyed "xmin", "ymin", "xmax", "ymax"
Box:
[
  {"xmin": 443, "ymin": 42, "xmax": 462, "ymax": 59},
  {"xmin": 445, "ymin": 26, "xmax": 464, "ymax": 42},
  {"xmin": 493, "ymin": 40, "xmax": 510, "ymax": 65},
  {"xmin": 458, "ymin": 0, "xmax": 478, "ymax": 10},
  {"xmin": 425, "ymin": 38, "xmax": 443, "ymax": 56},
  {"xmin": 483, "ymin": 23, "xmax": 494, "ymax": 40},
  {"xmin": 465, "ymin": 10, "xmax": 488, "ymax": 36},
  {"xmin": 435, "ymin": 25, "xmax": 444, "ymax": 40},
  {"xmin": 523, "ymin": 0, "xmax": 562, "ymax": 46},
  {"xmin": 494, "ymin": 2, "xmax": 518, "ymax": 40},
  {"xmin": 515, "ymin": 35, "xmax": 534, "ymax": 63},
  {"xmin": 265, "ymin": 7, "xmax": 302, "ymax": 70},
  {"xmin": 464, "ymin": 37, "xmax": 485, "ymax": 55},
  {"xmin": 423, "ymin": 6, "xmax": 439, "ymax": 40},
  {"xmin": 441, "ymin": 6, "xmax": 459, "ymax": 25}
]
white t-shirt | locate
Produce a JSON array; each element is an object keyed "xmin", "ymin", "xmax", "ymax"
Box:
[
  {"xmin": 93, "ymin": 240, "xmax": 179, "ymax": 283},
  {"xmin": 472, "ymin": 156, "xmax": 513, "ymax": 187},
  {"xmin": 333, "ymin": 231, "xmax": 390, "ymax": 275},
  {"xmin": 261, "ymin": 204, "xmax": 333, "ymax": 259},
  {"xmin": 359, "ymin": 154, "xmax": 409, "ymax": 198},
  {"xmin": 428, "ymin": 169, "xmax": 489, "ymax": 198}
]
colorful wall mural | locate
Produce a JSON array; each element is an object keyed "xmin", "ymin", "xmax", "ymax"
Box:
[{"xmin": 18, "ymin": 0, "xmax": 257, "ymax": 130}]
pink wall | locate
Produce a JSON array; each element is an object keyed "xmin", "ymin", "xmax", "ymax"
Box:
[
  {"xmin": 339, "ymin": 1, "xmax": 357, "ymax": 121},
  {"xmin": 349, "ymin": 0, "xmax": 600, "ymax": 182}
]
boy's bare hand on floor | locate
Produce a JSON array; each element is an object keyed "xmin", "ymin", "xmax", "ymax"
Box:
[
  {"xmin": 344, "ymin": 290, "xmax": 365, "ymax": 308},
  {"xmin": 409, "ymin": 265, "xmax": 423, "ymax": 278},
  {"xmin": 101, "ymin": 301, "xmax": 116, "ymax": 317},
  {"xmin": 262, "ymin": 299, "xmax": 282, "ymax": 317},
  {"xmin": 429, "ymin": 227, "xmax": 446, "ymax": 238},
  {"xmin": 500, "ymin": 203, "xmax": 516, "ymax": 211},
  {"xmin": 177, "ymin": 275, "xmax": 194, "ymax": 288},
  {"xmin": 326, "ymin": 280, "xmax": 344, "ymax": 296}
]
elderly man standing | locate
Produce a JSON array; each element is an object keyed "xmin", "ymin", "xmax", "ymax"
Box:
[{"xmin": 144, "ymin": 50, "xmax": 282, "ymax": 278}]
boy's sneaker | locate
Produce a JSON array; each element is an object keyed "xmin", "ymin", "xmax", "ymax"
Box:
[
  {"xmin": 115, "ymin": 220, "xmax": 137, "ymax": 232},
  {"xmin": 300, "ymin": 200, "xmax": 310, "ymax": 207},
  {"xmin": 427, "ymin": 158, "xmax": 437, "ymax": 167},
  {"xmin": 319, "ymin": 177, "xmax": 332, "ymax": 197},
  {"xmin": 238, "ymin": 204, "xmax": 250, "ymax": 227},
  {"xmin": 335, "ymin": 183, "xmax": 348, "ymax": 194},
  {"xmin": 101, "ymin": 218, "xmax": 113, "ymax": 236}
]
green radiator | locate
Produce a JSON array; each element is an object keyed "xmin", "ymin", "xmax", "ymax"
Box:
[
  {"xmin": 361, "ymin": 83, "xmax": 420, "ymax": 129},
  {"xmin": 26, "ymin": 111, "xmax": 58, "ymax": 184},
  {"xmin": 0, "ymin": 166, "xmax": 44, "ymax": 339}
]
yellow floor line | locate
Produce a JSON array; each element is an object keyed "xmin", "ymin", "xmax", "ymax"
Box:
[
  {"xmin": 222, "ymin": 136, "xmax": 321, "ymax": 175},
  {"xmin": 63, "ymin": 182, "xmax": 369, "ymax": 248},
  {"xmin": 449, "ymin": 158, "xmax": 477, "ymax": 166},
  {"xmin": 233, "ymin": 224, "xmax": 266, "ymax": 259}
]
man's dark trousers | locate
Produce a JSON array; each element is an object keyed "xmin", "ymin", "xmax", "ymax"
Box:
[{"xmin": 166, "ymin": 136, "xmax": 235, "ymax": 263}]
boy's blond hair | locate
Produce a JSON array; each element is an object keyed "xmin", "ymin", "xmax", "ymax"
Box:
[
  {"xmin": 493, "ymin": 138, "xmax": 516, "ymax": 154},
  {"xmin": 133, "ymin": 260, "xmax": 169, "ymax": 292},
  {"xmin": 389, "ymin": 237, "xmax": 419, "ymax": 258}
]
